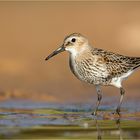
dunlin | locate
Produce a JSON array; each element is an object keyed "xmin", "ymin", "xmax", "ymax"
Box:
[{"xmin": 45, "ymin": 33, "xmax": 140, "ymax": 116}]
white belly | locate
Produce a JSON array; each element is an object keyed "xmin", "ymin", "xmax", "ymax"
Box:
[{"xmin": 110, "ymin": 70, "xmax": 134, "ymax": 88}]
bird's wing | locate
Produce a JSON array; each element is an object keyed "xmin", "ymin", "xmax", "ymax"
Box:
[{"xmin": 92, "ymin": 48, "xmax": 140, "ymax": 78}]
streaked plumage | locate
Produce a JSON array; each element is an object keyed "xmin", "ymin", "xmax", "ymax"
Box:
[
  {"xmin": 45, "ymin": 33, "xmax": 140, "ymax": 116},
  {"xmin": 70, "ymin": 47, "xmax": 140, "ymax": 87}
]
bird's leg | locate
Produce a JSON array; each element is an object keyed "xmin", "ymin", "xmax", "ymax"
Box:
[
  {"xmin": 92, "ymin": 85, "xmax": 102, "ymax": 116},
  {"xmin": 116, "ymin": 87, "xmax": 125, "ymax": 116}
]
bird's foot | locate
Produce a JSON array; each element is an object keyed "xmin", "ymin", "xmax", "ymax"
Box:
[
  {"xmin": 112, "ymin": 108, "xmax": 121, "ymax": 117},
  {"xmin": 116, "ymin": 107, "xmax": 121, "ymax": 116},
  {"xmin": 91, "ymin": 111, "xmax": 97, "ymax": 116},
  {"xmin": 91, "ymin": 113, "xmax": 98, "ymax": 120}
]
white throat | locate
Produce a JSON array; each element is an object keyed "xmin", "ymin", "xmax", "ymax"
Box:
[
  {"xmin": 65, "ymin": 45, "xmax": 90, "ymax": 58},
  {"xmin": 65, "ymin": 47, "xmax": 78, "ymax": 57}
]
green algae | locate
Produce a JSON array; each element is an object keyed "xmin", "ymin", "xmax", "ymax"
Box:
[
  {"xmin": 2, "ymin": 120, "xmax": 139, "ymax": 139},
  {"xmin": 0, "ymin": 108, "xmax": 140, "ymax": 139}
]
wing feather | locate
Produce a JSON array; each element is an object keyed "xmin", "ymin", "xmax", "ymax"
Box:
[{"xmin": 92, "ymin": 48, "xmax": 140, "ymax": 79}]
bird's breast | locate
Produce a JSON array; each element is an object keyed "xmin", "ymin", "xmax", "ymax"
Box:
[
  {"xmin": 69, "ymin": 55, "xmax": 82, "ymax": 80},
  {"xmin": 69, "ymin": 53, "xmax": 110, "ymax": 85}
]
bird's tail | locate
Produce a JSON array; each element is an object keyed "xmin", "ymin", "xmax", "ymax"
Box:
[
  {"xmin": 133, "ymin": 64, "xmax": 140, "ymax": 70},
  {"xmin": 131, "ymin": 57, "xmax": 140, "ymax": 70}
]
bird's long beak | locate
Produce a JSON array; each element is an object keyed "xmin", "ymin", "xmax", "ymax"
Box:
[{"xmin": 45, "ymin": 45, "xmax": 65, "ymax": 61}]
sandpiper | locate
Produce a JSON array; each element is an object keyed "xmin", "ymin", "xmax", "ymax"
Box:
[{"xmin": 45, "ymin": 33, "xmax": 140, "ymax": 116}]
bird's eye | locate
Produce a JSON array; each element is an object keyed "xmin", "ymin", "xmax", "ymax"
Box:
[{"xmin": 71, "ymin": 38, "xmax": 76, "ymax": 42}]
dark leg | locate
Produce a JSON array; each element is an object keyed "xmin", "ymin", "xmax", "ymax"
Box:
[
  {"xmin": 92, "ymin": 85, "xmax": 102, "ymax": 116},
  {"xmin": 116, "ymin": 87, "xmax": 125, "ymax": 116},
  {"xmin": 95, "ymin": 119, "xmax": 102, "ymax": 140},
  {"xmin": 115, "ymin": 118, "xmax": 123, "ymax": 140}
]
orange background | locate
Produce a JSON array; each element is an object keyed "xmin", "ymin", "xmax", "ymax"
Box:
[{"xmin": 0, "ymin": 1, "xmax": 140, "ymax": 103}]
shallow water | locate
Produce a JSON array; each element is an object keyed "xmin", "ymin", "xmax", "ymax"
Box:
[{"xmin": 0, "ymin": 100, "xmax": 140, "ymax": 139}]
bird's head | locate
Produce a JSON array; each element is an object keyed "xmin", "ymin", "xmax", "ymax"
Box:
[{"xmin": 45, "ymin": 33, "xmax": 89, "ymax": 61}]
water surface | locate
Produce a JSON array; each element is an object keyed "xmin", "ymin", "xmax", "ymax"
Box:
[{"xmin": 0, "ymin": 100, "xmax": 140, "ymax": 139}]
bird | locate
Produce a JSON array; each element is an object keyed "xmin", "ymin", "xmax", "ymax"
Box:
[{"xmin": 45, "ymin": 33, "xmax": 140, "ymax": 116}]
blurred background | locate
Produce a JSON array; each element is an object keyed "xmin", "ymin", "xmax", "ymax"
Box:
[{"xmin": 0, "ymin": 1, "xmax": 140, "ymax": 104}]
